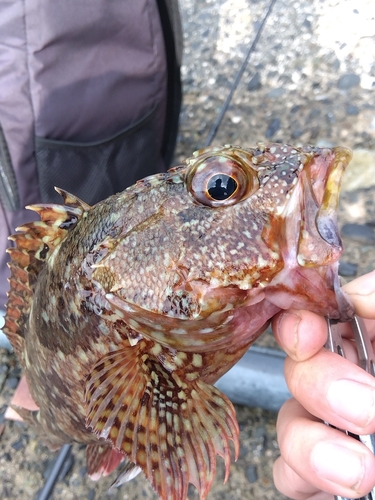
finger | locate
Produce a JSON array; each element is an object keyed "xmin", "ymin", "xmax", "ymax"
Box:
[
  {"xmin": 285, "ymin": 349, "xmax": 375, "ymax": 434},
  {"xmin": 343, "ymin": 270, "xmax": 375, "ymax": 321},
  {"xmin": 274, "ymin": 456, "xmax": 323, "ymax": 499},
  {"xmin": 273, "ymin": 271, "xmax": 375, "ymax": 361},
  {"xmin": 272, "ymin": 309, "xmax": 328, "ymax": 362},
  {"xmin": 272, "ymin": 309, "xmax": 366, "ymax": 364},
  {"xmin": 277, "ymin": 398, "xmax": 375, "ymax": 498},
  {"xmin": 274, "ymin": 457, "xmax": 334, "ymax": 500}
]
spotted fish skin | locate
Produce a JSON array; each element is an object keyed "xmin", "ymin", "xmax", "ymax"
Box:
[{"xmin": 4, "ymin": 143, "xmax": 354, "ymax": 499}]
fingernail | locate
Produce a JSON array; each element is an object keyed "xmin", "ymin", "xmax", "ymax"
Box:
[
  {"xmin": 327, "ymin": 379, "xmax": 375, "ymax": 428},
  {"xmin": 311, "ymin": 441, "xmax": 366, "ymax": 491},
  {"xmin": 276, "ymin": 312, "xmax": 301, "ymax": 356}
]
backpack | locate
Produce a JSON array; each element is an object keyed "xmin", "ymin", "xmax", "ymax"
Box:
[{"xmin": 0, "ymin": 0, "xmax": 182, "ymax": 308}]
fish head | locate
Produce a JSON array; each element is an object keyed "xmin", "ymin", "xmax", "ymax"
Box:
[{"xmin": 95, "ymin": 143, "xmax": 354, "ymax": 350}]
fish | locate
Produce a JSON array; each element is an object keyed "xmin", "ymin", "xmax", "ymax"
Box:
[{"xmin": 3, "ymin": 143, "xmax": 354, "ymax": 499}]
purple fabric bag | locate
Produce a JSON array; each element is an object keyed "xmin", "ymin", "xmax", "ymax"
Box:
[{"xmin": 0, "ymin": 0, "xmax": 182, "ymax": 308}]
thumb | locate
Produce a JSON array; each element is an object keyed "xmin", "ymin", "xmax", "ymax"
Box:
[{"xmin": 343, "ymin": 270, "xmax": 375, "ymax": 319}]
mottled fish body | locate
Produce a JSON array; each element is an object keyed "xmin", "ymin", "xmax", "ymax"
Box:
[{"xmin": 4, "ymin": 143, "xmax": 354, "ymax": 499}]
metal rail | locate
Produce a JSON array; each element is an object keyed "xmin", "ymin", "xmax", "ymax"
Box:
[{"xmin": 325, "ymin": 317, "xmax": 375, "ymax": 500}]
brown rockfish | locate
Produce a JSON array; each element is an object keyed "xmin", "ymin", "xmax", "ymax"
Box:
[{"xmin": 4, "ymin": 143, "xmax": 354, "ymax": 499}]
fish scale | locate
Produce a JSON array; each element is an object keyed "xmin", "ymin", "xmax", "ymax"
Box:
[{"xmin": 4, "ymin": 143, "xmax": 354, "ymax": 499}]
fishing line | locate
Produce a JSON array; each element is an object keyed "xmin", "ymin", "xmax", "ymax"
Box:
[
  {"xmin": 37, "ymin": 1, "xmax": 277, "ymax": 497},
  {"xmin": 204, "ymin": 0, "xmax": 277, "ymax": 147}
]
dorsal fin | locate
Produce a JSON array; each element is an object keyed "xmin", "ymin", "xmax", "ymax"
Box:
[
  {"xmin": 85, "ymin": 340, "xmax": 239, "ymax": 499},
  {"xmin": 3, "ymin": 188, "xmax": 91, "ymax": 357},
  {"xmin": 54, "ymin": 187, "xmax": 91, "ymax": 211}
]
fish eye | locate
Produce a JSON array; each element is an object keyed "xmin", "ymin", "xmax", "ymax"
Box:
[
  {"xmin": 207, "ymin": 174, "xmax": 238, "ymax": 200},
  {"xmin": 186, "ymin": 154, "xmax": 258, "ymax": 207}
]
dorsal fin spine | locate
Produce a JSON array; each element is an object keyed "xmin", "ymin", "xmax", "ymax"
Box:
[
  {"xmin": 54, "ymin": 187, "xmax": 91, "ymax": 211},
  {"xmin": 3, "ymin": 189, "xmax": 91, "ymax": 353}
]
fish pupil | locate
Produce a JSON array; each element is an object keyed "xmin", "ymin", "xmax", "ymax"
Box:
[{"xmin": 207, "ymin": 174, "xmax": 237, "ymax": 200}]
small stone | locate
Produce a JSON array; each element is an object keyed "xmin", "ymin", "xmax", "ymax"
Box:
[
  {"xmin": 267, "ymin": 87, "xmax": 285, "ymax": 98},
  {"xmin": 315, "ymin": 96, "xmax": 332, "ymax": 105},
  {"xmin": 346, "ymin": 104, "xmax": 359, "ymax": 116},
  {"xmin": 310, "ymin": 126, "xmax": 320, "ymax": 139},
  {"xmin": 11, "ymin": 438, "xmax": 24, "ymax": 451},
  {"xmin": 238, "ymin": 420, "xmax": 247, "ymax": 431},
  {"xmin": 2, "ymin": 452, "xmax": 12, "ymax": 462},
  {"xmin": 339, "ymin": 261, "xmax": 358, "ymax": 277},
  {"xmin": 331, "ymin": 57, "xmax": 341, "ymax": 71},
  {"xmin": 326, "ymin": 111, "xmax": 336, "ymax": 124},
  {"xmin": 87, "ymin": 490, "xmax": 96, "ymax": 500},
  {"xmin": 8, "ymin": 366, "xmax": 22, "ymax": 379},
  {"xmin": 5, "ymin": 376, "xmax": 19, "ymax": 390},
  {"xmin": 265, "ymin": 118, "xmax": 280, "ymax": 138},
  {"xmin": 239, "ymin": 443, "xmax": 249, "ymax": 458},
  {"xmin": 247, "ymin": 72, "xmax": 261, "ymax": 91},
  {"xmin": 290, "ymin": 105, "xmax": 301, "ymax": 114},
  {"xmin": 70, "ymin": 477, "xmax": 82, "ymax": 488},
  {"xmin": 291, "ymin": 128, "xmax": 303, "ymax": 139},
  {"xmin": 341, "ymin": 223, "xmax": 375, "ymax": 244},
  {"xmin": 246, "ymin": 465, "xmax": 258, "ymax": 483},
  {"xmin": 360, "ymin": 75, "xmax": 375, "ymax": 91},
  {"xmin": 302, "ymin": 18, "xmax": 312, "ymax": 30},
  {"xmin": 337, "ymin": 73, "xmax": 360, "ymax": 90},
  {"xmin": 307, "ymin": 108, "xmax": 321, "ymax": 120},
  {"xmin": 79, "ymin": 466, "xmax": 87, "ymax": 478},
  {"xmin": 231, "ymin": 116, "xmax": 242, "ymax": 124},
  {"xmin": 253, "ymin": 426, "xmax": 266, "ymax": 439}
]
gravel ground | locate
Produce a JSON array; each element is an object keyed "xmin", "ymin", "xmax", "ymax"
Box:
[{"xmin": 1, "ymin": 1, "xmax": 375, "ymax": 499}]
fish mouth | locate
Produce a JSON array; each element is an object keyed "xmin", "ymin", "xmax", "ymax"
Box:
[
  {"xmin": 276, "ymin": 146, "xmax": 355, "ymax": 321},
  {"xmin": 315, "ymin": 147, "xmax": 352, "ymax": 248},
  {"xmin": 310, "ymin": 146, "xmax": 355, "ymax": 321},
  {"xmin": 297, "ymin": 146, "xmax": 352, "ymax": 268}
]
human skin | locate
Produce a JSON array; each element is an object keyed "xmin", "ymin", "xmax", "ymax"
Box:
[{"xmin": 272, "ymin": 270, "xmax": 375, "ymax": 500}]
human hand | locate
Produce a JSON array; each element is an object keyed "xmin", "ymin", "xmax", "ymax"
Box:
[{"xmin": 272, "ymin": 270, "xmax": 375, "ymax": 500}]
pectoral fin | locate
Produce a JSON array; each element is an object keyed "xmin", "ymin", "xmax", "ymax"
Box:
[{"xmin": 85, "ymin": 342, "xmax": 239, "ymax": 500}]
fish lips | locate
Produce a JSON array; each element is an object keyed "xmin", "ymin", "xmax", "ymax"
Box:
[
  {"xmin": 316, "ymin": 147, "xmax": 352, "ymax": 244},
  {"xmin": 297, "ymin": 146, "xmax": 352, "ymax": 268},
  {"xmin": 294, "ymin": 146, "xmax": 355, "ymax": 321}
]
